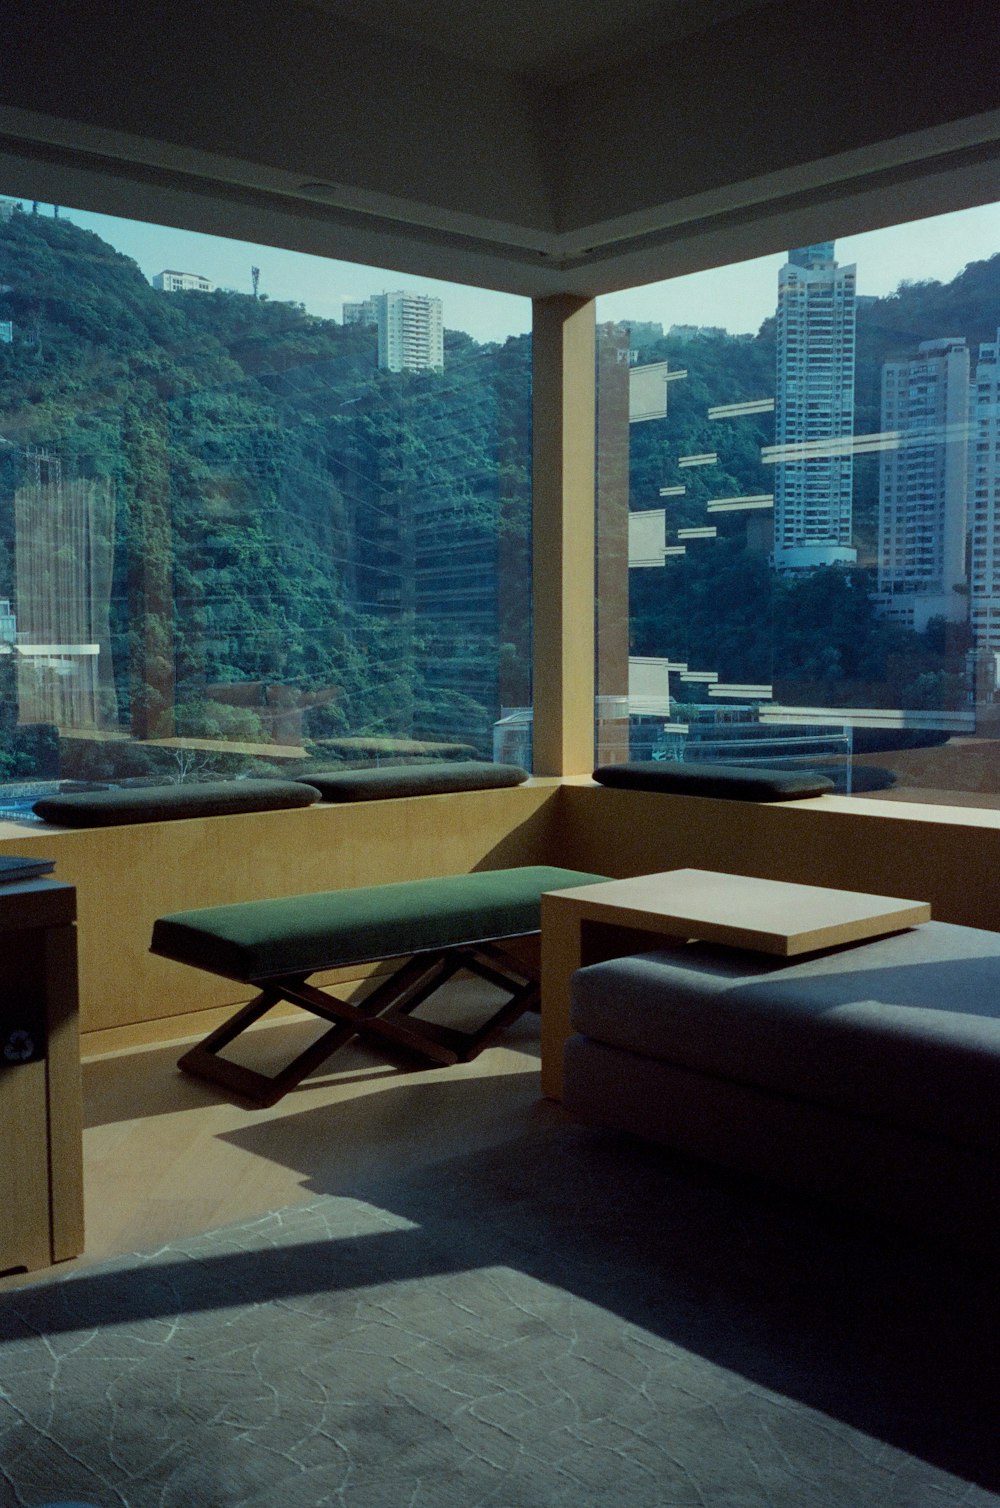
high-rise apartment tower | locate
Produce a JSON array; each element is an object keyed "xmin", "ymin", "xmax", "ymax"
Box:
[
  {"xmin": 773, "ymin": 243, "xmax": 857, "ymax": 569},
  {"xmin": 876, "ymin": 337, "xmax": 970, "ymax": 631},
  {"xmin": 374, "ymin": 291, "xmax": 444, "ymax": 373},
  {"xmin": 970, "ymin": 330, "xmax": 1000, "ymax": 654}
]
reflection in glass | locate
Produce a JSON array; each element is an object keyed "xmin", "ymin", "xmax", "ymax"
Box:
[
  {"xmin": 597, "ymin": 210, "xmax": 1000, "ymax": 806},
  {"xmin": 0, "ymin": 197, "xmax": 531, "ymax": 807}
]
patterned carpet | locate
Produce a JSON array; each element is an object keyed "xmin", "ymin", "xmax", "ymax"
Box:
[{"xmin": 1, "ymin": 1123, "xmax": 998, "ymax": 1507}]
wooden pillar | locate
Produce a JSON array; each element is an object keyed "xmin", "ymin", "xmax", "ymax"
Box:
[
  {"xmin": 531, "ymin": 295, "xmax": 596, "ymax": 776},
  {"xmin": 595, "ymin": 321, "xmax": 631, "ymax": 764},
  {"xmin": 0, "ymin": 880, "xmax": 83, "ymax": 1274}
]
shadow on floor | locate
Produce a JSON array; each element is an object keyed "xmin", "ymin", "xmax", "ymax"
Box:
[{"xmin": 4, "ymin": 1100, "xmax": 997, "ymax": 1494}]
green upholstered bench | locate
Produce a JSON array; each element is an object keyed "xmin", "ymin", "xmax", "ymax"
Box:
[
  {"xmin": 299, "ymin": 761, "xmax": 528, "ymax": 802},
  {"xmin": 152, "ymin": 865, "xmax": 607, "ymax": 1106},
  {"xmin": 33, "ymin": 779, "xmax": 321, "ymax": 826}
]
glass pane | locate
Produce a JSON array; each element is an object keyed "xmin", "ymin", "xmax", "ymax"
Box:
[
  {"xmin": 0, "ymin": 195, "xmax": 530, "ymax": 817},
  {"xmin": 596, "ymin": 201, "xmax": 1000, "ymax": 808}
]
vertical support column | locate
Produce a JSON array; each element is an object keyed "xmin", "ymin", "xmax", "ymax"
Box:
[
  {"xmin": 532, "ymin": 295, "xmax": 596, "ymax": 776},
  {"xmin": 0, "ymin": 881, "xmax": 82, "ymax": 1275},
  {"xmin": 595, "ymin": 321, "xmax": 631, "ymax": 765}
]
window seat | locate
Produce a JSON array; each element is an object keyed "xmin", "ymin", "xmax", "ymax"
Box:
[{"xmin": 31, "ymin": 779, "xmax": 320, "ymax": 827}]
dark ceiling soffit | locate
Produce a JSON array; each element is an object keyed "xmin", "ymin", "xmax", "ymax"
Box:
[
  {"xmin": 0, "ymin": 132, "xmax": 560, "ymax": 269},
  {"xmin": 566, "ymin": 138, "xmax": 1000, "ymax": 283},
  {"xmin": 1, "ymin": 129, "xmax": 997, "ymax": 301},
  {"xmin": 292, "ymin": 0, "xmax": 780, "ymax": 87}
]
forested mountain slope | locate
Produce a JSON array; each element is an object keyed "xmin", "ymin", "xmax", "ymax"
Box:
[{"xmin": 0, "ymin": 209, "xmax": 529, "ymax": 774}]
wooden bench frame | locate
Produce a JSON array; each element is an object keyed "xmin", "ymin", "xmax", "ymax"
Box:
[{"xmin": 177, "ymin": 935, "xmax": 540, "ymax": 1107}]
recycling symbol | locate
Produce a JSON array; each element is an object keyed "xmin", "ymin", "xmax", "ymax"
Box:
[{"xmin": 3, "ymin": 1030, "xmax": 35, "ymax": 1063}]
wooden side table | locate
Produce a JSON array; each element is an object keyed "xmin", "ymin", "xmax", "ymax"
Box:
[
  {"xmin": 0, "ymin": 880, "xmax": 84, "ymax": 1274},
  {"xmin": 540, "ymin": 868, "xmax": 930, "ymax": 1099}
]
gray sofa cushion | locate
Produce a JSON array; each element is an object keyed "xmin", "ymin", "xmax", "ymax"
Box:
[
  {"xmin": 569, "ymin": 921, "xmax": 1000, "ymax": 1152},
  {"xmin": 592, "ymin": 761, "xmax": 834, "ymax": 800},
  {"xmin": 299, "ymin": 761, "xmax": 528, "ymax": 802},
  {"xmin": 33, "ymin": 779, "xmax": 321, "ymax": 826},
  {"xmin": 562, "ymin": 1036, "xmax": 1000, "ymax": 1248}
]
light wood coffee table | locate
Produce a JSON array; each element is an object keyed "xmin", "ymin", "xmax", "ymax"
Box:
[{"xmin": 539, "ymin": 868, "xmax": 930, "ymax": 1099}]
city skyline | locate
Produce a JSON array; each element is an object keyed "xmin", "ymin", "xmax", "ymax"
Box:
[{"xmin": 5, "ymin": 193, "xmax": 997, "ymax": 346}]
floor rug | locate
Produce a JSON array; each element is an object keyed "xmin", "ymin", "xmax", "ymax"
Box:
[{"xmin": 1, "ymin": 1123, "xmax": 998, "ymax": 1507}]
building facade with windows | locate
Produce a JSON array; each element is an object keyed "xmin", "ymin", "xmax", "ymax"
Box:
[
  {"xmin": 342, "ymin": 297, "xmax": 377, "ymax": 326},
  {"xmin": 375, "ymin": 291, "xmax": 444, "ymax": 373},
  {"xmin": 970, "ymin": 330, "xmax": 1000, "ymax": 655},
  {"xmin": 151, "ymin": 269, "xmax": 215, "ymax": 292},
  {"xmin": 876, "ymin": 337, "xmax": 971, "ymax": 630},
  {"xmin": 773, "ymin": 243, "xmax": 857, "ymax": 570}
]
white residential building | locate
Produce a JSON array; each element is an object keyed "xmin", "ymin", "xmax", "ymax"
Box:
[
  {"xmin": 342, "ymin": 298, "xmax": 377, "ymax": 326},
  {"xmin": 773, "ymin": 243, "xmax": 857, "ymax": 569},
  {"xmin": 969, "ymin": 330, "xmax": 1000, "ymax": 654},
  {"xmin": 152, "ymin": 269, "xmax": 215, "ymax": 293},
  {"xmin": 374, "ymin": 291, "xmax": 444, "ymax": 373},
  {"xmin": 876, "ymin": 337, "xmax": 970, "ymax": 631}
]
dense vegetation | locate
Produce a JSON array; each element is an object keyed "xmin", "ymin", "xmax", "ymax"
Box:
[
  {"xmin": 625, "ymin": 254, "xmax": 999, "ymax": 709},
  {"xmin": 0, "ymin": 207, "xmax": 529, "ymax": 780},
  {"xmin": 0, "ymin": 203, "xmax": 995, "ymax": 784}
]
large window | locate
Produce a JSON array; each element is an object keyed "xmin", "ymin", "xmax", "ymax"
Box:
[
  {"xmin": 596, "ymin": 202, "xmax": 1000, "ymax": 808},
  {"xmin": 0, "ymin": 196, "xmax": 531, "ymax": 816}
]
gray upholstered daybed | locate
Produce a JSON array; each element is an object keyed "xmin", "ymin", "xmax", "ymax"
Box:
[{"xmin": 563, "ymin": 922, "xmax": 1000, "ymax": 1249}]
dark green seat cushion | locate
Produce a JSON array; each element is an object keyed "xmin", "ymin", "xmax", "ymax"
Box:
[
  {"xmin": 299, "ymin": 761, "xmax": 528, "ymax": 802},
  {"xmin": 593, "ymin": 761, "xmax": 834, "ymax": 801},
  {"xmin": 151, "ymin": 865, "xmax": 607, "ymax": 983},
  {"xmin": 33, "ymin": 779, "xmax": 321, "ymax": 827}
]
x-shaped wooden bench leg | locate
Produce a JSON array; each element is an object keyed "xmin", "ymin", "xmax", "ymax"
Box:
[{"xmin": 177, "ymin": 944, "xmax": 539, "ymax": 1107}]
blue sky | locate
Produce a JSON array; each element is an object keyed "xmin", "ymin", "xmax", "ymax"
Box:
[
  {"xmin": 12, "ymin": 193, "xmax": 998, "ymax": 346},
  {"xmin": 599, "ymin": 202, "xmax": 1000, "ymax": 337}
]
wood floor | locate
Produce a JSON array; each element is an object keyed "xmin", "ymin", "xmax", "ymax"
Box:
[{"xmin": 1, "ymin": 981, "xmax": 567, "ymax": 1293}]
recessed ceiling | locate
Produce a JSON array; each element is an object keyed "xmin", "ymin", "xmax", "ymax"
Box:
[
  {"xmin": 296, "ymin": 0, "xmax": 777, "ymax": 82},
  {"xmin": 0, "ymin": 0, "xmax": 995, "ymax": 301}
]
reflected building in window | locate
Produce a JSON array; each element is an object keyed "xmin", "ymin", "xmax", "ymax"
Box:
[
  {"xmin": 970, "ymin": 330, "xmax": 1000, "ymax": 654},
  {"xmin": 13, "ymin": 463, "xmax": 117, "ymax": 730},
  {"xmin": 875, "ymin": 336, "xmax": 970, "ymax": 631},
  {"xmin": 773, "ymin": 243, "xmax": 857, "ymax": 570}
]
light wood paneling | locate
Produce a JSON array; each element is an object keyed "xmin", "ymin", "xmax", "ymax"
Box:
[
  {"xmin": 44, "ymin": 922, "xmax": 84, "ymax": 1261},
  {"xmin": 0, "ymin": 882, "xmax": 82, "ymax": 1274},
  {"xmin": 555, "ymin": 783, "xmax": 1000, "ymax": 935},
  {"xmin": 0, "ymin": 991, "xmax": 564, "ymax": 1290},
  {"xmin": 532, "ymin": 295, "xmax": 596, "ymax": 777},
  {"xmin": 0, "ymin": 783, "xmax": 562, "ymax": 1036},
  {"xmin": 0, "ymin": 1062, "xmax": 51, "ymax": 1273},
  {"xmin": 546, "ymin": 869, "xmax": 930, "ymax": 957},
  {"xmin": 6, "ymin": 778, "xmax": 1000, "ymax": 1053}
]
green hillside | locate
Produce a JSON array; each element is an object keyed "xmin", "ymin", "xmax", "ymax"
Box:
[
  {"xmin": 0, "ymin": 203, "xmax": 994, "ymax": 782},
  {"xmin": 0, "ymin": 208, "xmax": 530, "ymax": 778}
]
